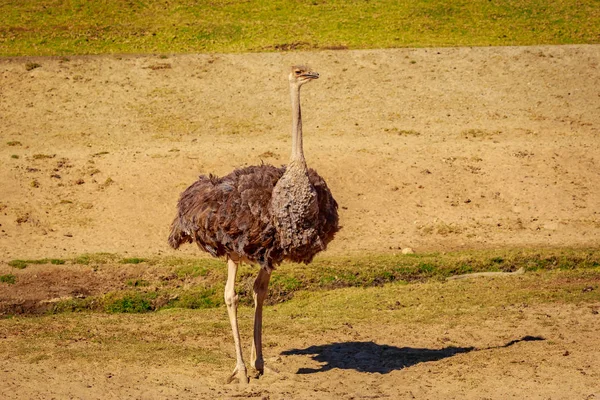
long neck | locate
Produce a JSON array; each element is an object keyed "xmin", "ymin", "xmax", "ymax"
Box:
[{"xmin": 290, "ymin": 84, "xmax": 306, "ymax": 165}]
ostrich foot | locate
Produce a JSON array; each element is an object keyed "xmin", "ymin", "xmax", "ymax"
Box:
[
  {"xmin": 248, "ymin": 367, "xmax": 263, "ymax": 379},
  {"xmin": 249, "ymin": 365, "xmax": 280, "ymax": 379},
  {"xmin": 226, "ymin": 367, "xmax": 249, "ymax": 385},
  {"xmin": 249, "ymin": 359, "xmax": 264, "ymax": 378}
]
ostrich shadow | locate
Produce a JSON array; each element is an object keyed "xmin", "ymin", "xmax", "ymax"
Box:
[{"xmin": 280, "ymin": 335, "xmax": 544, "ymax": 374}]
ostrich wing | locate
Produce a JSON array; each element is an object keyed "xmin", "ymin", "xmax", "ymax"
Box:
[{"xmin": 168, "ymin": 165, "xmax": 285, "ymax": 263}]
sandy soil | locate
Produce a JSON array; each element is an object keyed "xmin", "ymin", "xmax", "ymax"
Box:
[
  {"xmin": 1, "ymin": 45, "xmax": 600, "ymax": 398},
  {"xmin": 1, "ymin": 45, "xmax": 599, "ymax": 260}
]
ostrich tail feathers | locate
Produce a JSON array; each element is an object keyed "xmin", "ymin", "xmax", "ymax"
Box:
[{"xmin": 168, "ymin": 217, "xmax": 191, "ymax": 249}]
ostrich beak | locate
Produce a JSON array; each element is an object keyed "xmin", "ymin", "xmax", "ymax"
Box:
[{"xmin": 302, "ymin": 72, "xmax": 319, "ymax": 79}]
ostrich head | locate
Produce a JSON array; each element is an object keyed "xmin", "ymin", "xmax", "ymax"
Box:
[{"xmin": 289, "ymin": 65, "xmax": 319, "ymax": 87}]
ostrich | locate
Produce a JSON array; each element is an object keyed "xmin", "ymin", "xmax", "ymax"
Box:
[{"xmin": 168, "ymin": 65, "xmax": 339, "ymax": 384}]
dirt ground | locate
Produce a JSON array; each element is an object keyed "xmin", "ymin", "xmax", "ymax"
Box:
[
  {"xmin": 1, "ymin": 45, "xmax": 600, "ymax": 398},
  {"xmin": 1, "ymin": 45, "xmax": 599, "ymax": 259},
  {"xmin": 0, "ymin": 272, "xmax": 599, "ymax": 400}
]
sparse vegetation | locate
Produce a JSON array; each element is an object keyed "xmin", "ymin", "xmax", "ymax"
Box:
[
  {"xmin": 32, "ymin": 154, "xmax": 55, "ymax": 160},
  {"xmin": 8, "ymin": 260, "xmax": 28, "ymax": 269},
  {"xmin": 461, "ymin": 129, "xmax": 500, "ymax": 139},
  {"xmin": 7, "ymin": 258, "xmax": 66, "ymax": 269},
  {"xmin": 0, "ymin": 274, "xmax": 16, "ymax": 284},
  {"xmin": 4, "ymin": 249, "xmax": 598, "ymax": 315},
  {"xmin": 384, "ymin": 128, "xmax": 421, "ymax": 136},
  {"xmin": 7, "ymin": 141, "xmax": 22, "ymax": 146},
  {"xmin": 73, "ymin": 253, "xmax": 118, "ymax": 265},
  {"xmin": 100, "ymin": 177, "xmax": 114, "ymax": 188},
  {"xmin": 3, "ymin": 267, "xmax": 600, "ymax": 354},
  {"xmin": 146, "ymin": 63, "xmax": 172, "ymax": 70},
  {"xmin": 258, "ymin": 150, "xmax": 278, "ymax": 159}
]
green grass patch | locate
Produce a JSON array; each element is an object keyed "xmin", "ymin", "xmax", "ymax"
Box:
[
  {"xmin": 72, "ymin": 253, "xmax": 117, "ymax": 265},
  {"xmin": 174, "ymin": 263, "xmax": 210, "ymax": 279},
  {"xmin": 51, "ymin": 297, "xmax": 98, "ymax": 314},
  {"xmin": 0, "ymin": 0, "xmax": 598, "ymax": 56},
  {"xmin": 167, "ymin": 287, "xmax": 222, "ymax": 310},
  {"xmin": 167, "ymin": 257, "xmax": 224, "ymax": 278},
  {"xmin": 0, "ymin": 274, "xmax": 16, "ymax": 284},
  {"xmin": 104, "ymin": 291, "xmax": 158, "ymax": 313},
  {"xmin": 270, "ymin": 274, "xmax": 304, "ymax": 302},
  {"xmin": 8, "ymin": 258, "xmax": 66, "ymax": 268},
  {"xmin": 8, "ymin": 260, "xmax": 28, "ymax": 269}
]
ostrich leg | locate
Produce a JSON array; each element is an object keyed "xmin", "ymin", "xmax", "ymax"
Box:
[
  {"xmin": 250, "ymin": 267, "xmax": 271, "ymax": 376},
  {"xmin": 224, "ymin": 257, "xmax": 248, "ymax": 384}
]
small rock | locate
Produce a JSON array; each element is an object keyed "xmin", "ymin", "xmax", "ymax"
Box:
[{"xmin": 401, "ymin": 247, "xmax": 415, "ymax": 255}]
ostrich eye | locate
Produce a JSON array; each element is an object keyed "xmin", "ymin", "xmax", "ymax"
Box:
[{"xmin": 295, "ymin": 70, "xmax": 301, "ymax": 75}]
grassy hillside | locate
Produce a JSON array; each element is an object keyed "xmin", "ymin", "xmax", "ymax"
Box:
[{"xmin": 1, "ymin": 0, "xmax": 598, "ymax": 56}]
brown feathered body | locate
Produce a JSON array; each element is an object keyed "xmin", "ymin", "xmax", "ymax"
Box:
[{"xmin": 168, "ymin": 163, "xmax": 339, "ymax": 270}]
